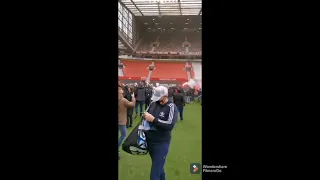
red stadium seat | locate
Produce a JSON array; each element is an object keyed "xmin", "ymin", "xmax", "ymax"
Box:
[
  {"xmin": 152, "ymin": 62, "xmax": 187, "ymax": 80},
  {"xmin": 122, "ymin": 61, "xmax": 150, "ymax": 78}
]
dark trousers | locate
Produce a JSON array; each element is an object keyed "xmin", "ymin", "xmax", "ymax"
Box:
[
  {"xmin": 126, "ymin": 110, "xmax": 133, "ymax": 127},
  {"xmin": 145, "ymin": 98, "xmax": 151, "ymax": 110},
  {"xmin": 148, "ymin": 141, "xmax": 170, "ymax": 180},
  {"xmin": 190, "ymin": 95, "xmax": 194, "ymax": 102},
  {"xmin": 177, "ymin": 106, "xmax": 184, "ymax": 120},
  {"xmin": 135, "ymin": 100, "xmax": 145, "ymax": 115}
]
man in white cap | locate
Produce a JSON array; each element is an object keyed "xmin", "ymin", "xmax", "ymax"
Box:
[{"xmin": 143, "ymin": 86, "xmax": 178, "ymax": 180}]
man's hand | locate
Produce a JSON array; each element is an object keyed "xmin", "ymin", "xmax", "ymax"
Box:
[{"xmin": 144, "ymin": 112, "xmax": 155, "ymax": 122}]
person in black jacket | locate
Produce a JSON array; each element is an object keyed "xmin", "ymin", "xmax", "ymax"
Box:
[
  {"xmin": 173, "ymin": 89, "xmax": 185, "ymax": 121},
  {"xmin": 123, "ymin": 85, "xmax": 131, "ymax": 101},
  {"xmin": 124, "ymin": 86, "xmax": 134, "ymax": 128},
  {"xmin": 168, "ymin": 87, "xmax": 174, "ymax": 102},
  {"xmin": 143, "ymin": 86, "xmax": 178, "ymax": 180},
  {"xmin": 145, "ymin": 84, "xmax": 153, "ymax": 110},
  {"xmin": 134, "ymin": 81, "xmax": 146, "ymax": 118}
]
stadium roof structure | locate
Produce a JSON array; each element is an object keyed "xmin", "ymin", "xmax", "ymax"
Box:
[
  {"xmin": 119, "ymin": 0, "xmax": 202, "ymax": 16},
  {"xmin": 118, "ymin": 40, "xmax": 127, "ymax": 49},
  {"xmin": 138, "ymin": 15, "xmax": 201, "ymax": 29}
]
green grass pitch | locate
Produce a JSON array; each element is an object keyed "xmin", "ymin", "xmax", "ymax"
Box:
[{"xmin": 119, "ymin": 102, "xmax": 202, "ymax": 180}]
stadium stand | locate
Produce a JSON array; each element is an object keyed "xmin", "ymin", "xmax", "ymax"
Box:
[
  {"xmin": 191, "ymin": 62, "xmax": 202, "ymax": 80},
  {"xmin": 136, "ymin": 33, "xmax": 157, "ymax": 52},
  {"xmin": 118, "ymin": 1, "xmax": 202, "ymax": 179},
  {"xmin": 118, "ymin": 68, "xmax": 124, "ymax": 77},
  {"xmin": 155, "ymin": 32, "xmax": 186, "ymax": 53},
  {"xmin": 152, "ymin": 62, "xmax": 188, "ymax": 80},
  {"xmin": 187, "ymin": 32, "xmax": 202, "ymax": 53},
  {"xmin": 137, "ymin": 31, "xmax": 201, "ymax": 54},
  {"xmin": 121, "ymin": 61, "xmax": 150, "ymax": 78}
]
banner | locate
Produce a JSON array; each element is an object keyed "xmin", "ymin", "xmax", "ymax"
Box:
[
  {"xmin": 179, "ymin": 52, "xmax": 202, "ymax": 55},
  {"xmin": 133, "ymin": 51, "xmax": 201, "ymax": 55},
  {"xmin": 119, "ymin": 76, "xmax": 187, "ymax": 82},
  {"xmin": 119, "ymin": 78, "xmax": 185, "ymax": 86}
]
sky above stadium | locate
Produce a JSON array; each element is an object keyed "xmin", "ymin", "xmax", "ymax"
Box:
[{"xmin": 120, "ymin": 0, "xmax": 202, "ymax": 16}]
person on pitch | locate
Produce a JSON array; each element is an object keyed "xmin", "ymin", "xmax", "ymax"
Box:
[
  {"xmin": 118, "ymin": 83, "xmax": 136, "ymax": 160},
  {"xmin": 143, "ymin": 86, "xmax": 178, "ymax": 180},
  {"xmin": 173, "ymin": 89, "xmax": 185, "ymax": 121}
]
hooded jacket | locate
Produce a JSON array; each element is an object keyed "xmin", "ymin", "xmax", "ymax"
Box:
[{"xmin": 145, "ymin": 101, "xmax": 178, "ymax": 143}]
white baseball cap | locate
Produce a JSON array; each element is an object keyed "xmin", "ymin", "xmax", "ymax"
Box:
[{"xmin": 151, "ymin": 86, "xmax": 168, "ymax": 102}]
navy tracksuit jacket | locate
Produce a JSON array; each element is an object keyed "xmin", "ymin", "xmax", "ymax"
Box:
[{"xmin": 145, "ymin": 101, "xmax": 178, "ymax": 180}]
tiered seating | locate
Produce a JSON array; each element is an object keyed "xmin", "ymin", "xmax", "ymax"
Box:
[
  {"xmin": 191, "ymin": 62, "xmax": 202, "ymax": 80},
  {"xmin": 154, "ymin": 33, "xmax": 173, "ymax": 52},
  {"xmin": 137, "ymin": 32, "xmax": 202, "ymax": 52},
  {"xmin": 188, "ymin": 33, "xmax": 202, "ymax": 53},
  {"xmin": 136, "ymin": 33, "xmax": 157, "ymax": 52},
  {"xmin": 154, "ymin": 32, "xmax": 185, "ymax": 52},
  {"xmin": 118, "ymin": 68, "xmax": 124, "ymax": 76},
  {"xmin": 152, "ymin": 62, "xmax": 188, "ymax": 80},
  {"xmin": 137, "ymin": 32, "xmax": 201, "ymax": 53},
  {"xmin": 186, "ymin": 63, "xmax": 195, "ymax": 80},
  {"xmin": 122, "ymin": 61, "xmax": 150, "ymax": 78}
]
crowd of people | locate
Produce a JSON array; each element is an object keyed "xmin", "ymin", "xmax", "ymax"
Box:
[
  {"xmin": 119, "ymin": 81, "xmax": 202, "ymax": 128},
  {"xmin": 118, "ymin": 80, "xmax": 202, "ymax": 180}
]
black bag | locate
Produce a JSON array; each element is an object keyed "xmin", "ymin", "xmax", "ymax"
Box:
[
  {"xmin": 122, "ymin": 102, "xmax": 155, "ymax": 155},
  {"xmin": 122, "ymin": 119, "xmax": 148, "ymax": 155}
]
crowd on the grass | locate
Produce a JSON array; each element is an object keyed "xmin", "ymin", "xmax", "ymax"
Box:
[
  {"xmin": 119, "ymin": 81, "xmax": 202, "ymax": 128},
  {"xmin": 118, "ymin": 79, "xmax": 202, "ymax": 180}
]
